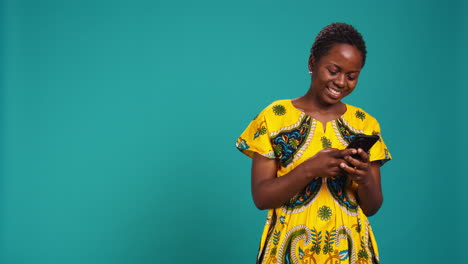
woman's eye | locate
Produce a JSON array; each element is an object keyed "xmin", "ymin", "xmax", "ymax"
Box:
[
  {"xmin": 328, "ymin": 69, "xmax": 338, "ymax": 75},
  {"xmin": 348, "ymin": 75, "xmax": 358, "ymax": 81}
]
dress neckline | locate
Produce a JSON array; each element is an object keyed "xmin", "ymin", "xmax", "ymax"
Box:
[{"xmin": 287, "ymin": 99, "xmax": 349, "ymax": 124}]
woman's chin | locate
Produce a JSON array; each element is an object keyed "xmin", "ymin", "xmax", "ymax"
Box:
[{"xmin": 320, "ymin": 95, "xmax": 343, "ymax": 106}]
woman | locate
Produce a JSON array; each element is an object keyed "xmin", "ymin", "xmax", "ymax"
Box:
[{"xmin": 236, "ymin": 23, "xmax": 391, "ymax": 264}]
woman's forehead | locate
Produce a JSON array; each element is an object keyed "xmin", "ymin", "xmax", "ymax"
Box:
[{"xmin": 320, "ymin": 43, "xmax": 363, "ymax": 70}]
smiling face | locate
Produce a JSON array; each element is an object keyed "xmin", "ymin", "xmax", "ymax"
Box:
[{"xmin": 309, "ymin": 43, "xmax": 363, "ymax": 106}]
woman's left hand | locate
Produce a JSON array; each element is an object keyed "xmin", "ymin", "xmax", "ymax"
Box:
[
  {"xmin": 339, "ymin": 148, "xmax": 383, "ymax": 216},
  {"xmin": 339, "ymin": 148, "xmax": 372, "ymax": 185}
]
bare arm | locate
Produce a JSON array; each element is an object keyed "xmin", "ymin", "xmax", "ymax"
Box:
[
  {"xmin": 340, "ymin": 148, "xmax": 383, "ymax": 216},
  {"xmin": 251, "ymin": 153, "xmax": 310, "ymax": 210},
  {"xmin": 251, "ymin": 148, "xmax": 357, "ymax": 210}
]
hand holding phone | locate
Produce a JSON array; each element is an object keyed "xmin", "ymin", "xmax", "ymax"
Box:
[{"xmin": 346, "ymin": 134, "xmax": 379, "ymax": 160}]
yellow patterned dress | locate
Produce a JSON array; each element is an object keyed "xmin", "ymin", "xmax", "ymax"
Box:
[{"xmin": 236, "ymin": 99, "xmax": 391, "ymax": 264}]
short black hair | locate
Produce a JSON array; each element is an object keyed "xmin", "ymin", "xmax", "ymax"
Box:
[{"xmin": 311, "ymin": 23, "xmax": 367, "ymax": 67}]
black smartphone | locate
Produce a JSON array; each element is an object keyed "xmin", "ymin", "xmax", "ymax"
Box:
[{"xmin": 346, "ymin": 134, "xmax": 380, "ymax": 159}]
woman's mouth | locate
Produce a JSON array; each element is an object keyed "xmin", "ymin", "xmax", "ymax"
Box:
[{"xmin": 327, "ymin": 87, "xmax": 342, "ymax": 99}]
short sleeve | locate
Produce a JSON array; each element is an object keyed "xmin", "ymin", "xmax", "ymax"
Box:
[
  {"xmin": 368, "ymin": 120, "xmax": 392, "ymax": 166},
  {"xmin": 236, "ymin": 110, "xmax": 275, "ymax": 159}
]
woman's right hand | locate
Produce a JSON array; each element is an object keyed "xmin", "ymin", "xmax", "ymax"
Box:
[{"xmin": 299, "ymin": 148, "xmax": 357, "ymax": 179}]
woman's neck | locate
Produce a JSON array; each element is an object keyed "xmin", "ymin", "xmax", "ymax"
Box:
[{"xmin": 296, "ymin": 91, "xmax": 345, "ymax": 114}]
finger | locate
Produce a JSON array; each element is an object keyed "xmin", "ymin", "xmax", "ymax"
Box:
[
  {"xmin": 327, "ymin": 148, "xmax": 347, "ymax": 159},
  {"xmin": 357, "ymin": 148, "xmax": 369, "ymax": 162},
  {"xmin": 344, "ymin": 155, "xmax": 361, "ymax": 168},
  {"xmin": 337, "ymin": 148, "xmax": 357, "ymax": 158},
  {"xmin": 340, "ymin": 160, "xmax": 368, "ymax": 178},
  {"xmin": 346, "ymin": 157, "xmax": 370, "ymax": 174},
  {"xmin": 340, "ymin": 162, "xmax": 357, "ymax": 175},
  {"xmin": 340, "ymin": 164, "xmax": 362, "ymax": 180},
  {"xmin": 334, "ymin": 158, "xmax": 347, "ymax": 166}
]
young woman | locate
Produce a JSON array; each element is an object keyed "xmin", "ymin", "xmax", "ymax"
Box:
[{"xmin": 236, "ymin": 23, "xmax": 391, "ymax": 264}]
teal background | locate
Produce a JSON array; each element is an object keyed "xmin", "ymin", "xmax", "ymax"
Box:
[{"xmin": 1, "ymin": 0, "xmax": 466, "ymax": 263}]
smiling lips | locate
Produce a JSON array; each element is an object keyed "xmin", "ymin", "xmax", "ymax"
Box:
[{"xmin": 327, "ymin": 86, "xmax": 343, "ymax": 99}]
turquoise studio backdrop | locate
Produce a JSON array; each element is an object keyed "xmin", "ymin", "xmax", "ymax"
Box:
[{"xmin": 1, "ymin": 0, "xmax": 467, "ymax": 263}]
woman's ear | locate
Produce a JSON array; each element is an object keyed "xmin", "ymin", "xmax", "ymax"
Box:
[{"xmin": 308, "ymin": 55, "xmax": 315, "ymax": 73}]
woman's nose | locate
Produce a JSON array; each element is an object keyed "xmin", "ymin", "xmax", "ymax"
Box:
[{"xmin": 334, "ymin": 73, "xmax": 345, "ymax": 88}]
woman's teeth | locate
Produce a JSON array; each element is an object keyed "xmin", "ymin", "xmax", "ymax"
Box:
[{"xmin": 328, "ymin": 87, "xmax": 341, "ymax": 95}]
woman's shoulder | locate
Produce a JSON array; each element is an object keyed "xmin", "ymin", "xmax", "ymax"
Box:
[
  {"xmin": 343, "ymin": 103, "xmax": 381, "ymax": 129},
  {"xmin": 258, "ymin": 99, "xmax": 295, "ymax": 118},
  {"xmin": 254, "ymin": 99, "xmax": 305, "ymax": 131}
]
